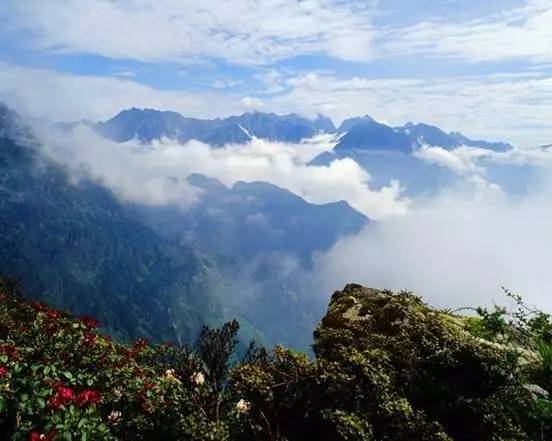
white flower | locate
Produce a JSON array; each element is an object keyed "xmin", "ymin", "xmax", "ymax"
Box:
[
  {"xmin": 108, "ymin": 410, "xmax": 122, "ymax": 425},
  {"xmin": 164, "ymin": 368, "xmax": 181, "ymax": 383},
  {"xmin": 236, "ymin": 399, "xmax": 250, "ymax": 413},
  {"xmin": 113, "ymin": 388, "xmax": 123, "ymax": 400},
  {"xmin": 191, "ymin": 371, "xmax": 205, "ymax": 386}
]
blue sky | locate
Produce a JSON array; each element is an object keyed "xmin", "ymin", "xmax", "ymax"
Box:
[{"xmin": 0, "ymin": 0, "xmax": 551, "ymax": 145}]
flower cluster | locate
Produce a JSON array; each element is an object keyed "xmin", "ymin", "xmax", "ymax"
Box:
[
  {"xmin": 190, "ymin": 371, "xmax": 205, "ymax": 386},
  {"xmin": 75, "ymin": 389, "xmax": 101, "ymax": 408},
  {"xmin": 79, "ymin": 315, "xmax": 99, "ymax": 329},
  {"xmin": 28, "ymin": 430, "xmax": 57, "ymax": 441},
  {"xmin": 45, "ymin": 382, "xmax": 101, "ymax": 411},
  {"xmin": 107, "ymin": 410, "xmax": 122, "ymax": 425},
  {"xmin": 164, "ymin": 369, "xmax": 181, "ymax": 384},
  {"xmin": 0, "ymin": 342, "xmax": 20, "ymax": 360},
  {"xmin": 47, "ymin": 383, "xmax": 74, "ymax": 410},
  {"xmin": 235, "ymin": 399, "xmax": 250, "ymax": 414},
  {"xmin": 83, "ymin": 330, "xmax": 97, "ymax": 347}
]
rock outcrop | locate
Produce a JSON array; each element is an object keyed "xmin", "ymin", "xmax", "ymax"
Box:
[{"xmin": 309, "ymin": 284, "xmax": 541, "ymax": 440}]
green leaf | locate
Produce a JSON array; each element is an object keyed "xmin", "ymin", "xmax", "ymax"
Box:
[
  {"xmin": 0, "ymin": 397, "xmax": 6, "ymax": 413},
  {"xmin": 0, "ymin": 355, "xmax": 7, "ymax": 363}
]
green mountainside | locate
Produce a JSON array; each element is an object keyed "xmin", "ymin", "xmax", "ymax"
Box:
[{"xmin": 0, "ymin": 104, "xmax": 224, "ymax": 344}]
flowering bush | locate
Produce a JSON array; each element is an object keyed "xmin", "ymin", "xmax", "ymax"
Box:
[
  {"xmin": 0, "ymin": 278, "xmax": 247, "ymax": 440},
  {"xmin": 1, "ymin": 278, "xmax": 551, "ymax": 440}
]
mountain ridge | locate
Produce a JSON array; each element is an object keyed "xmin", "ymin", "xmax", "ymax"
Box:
[{"xmin": 62, "ymin": 106, "xmax": 513, "ymax": 152}]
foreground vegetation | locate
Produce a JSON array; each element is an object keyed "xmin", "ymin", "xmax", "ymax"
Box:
[{"xmin": 1, "ymin": 278, "xmax": 551, "ymax": 440}]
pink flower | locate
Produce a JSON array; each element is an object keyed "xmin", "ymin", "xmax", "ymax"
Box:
[
  {"xmin": 46, "ymin": 310, "xmax": 62, "ymax": 320},
  {"xmin": 83, "ymin": 331, "xmax": 97, "ymax": 347},
  {"xmin": 0, "ymin": 366, "xmax": 8, "ymax": 378},
  {"xmin": 28, "ymin": 432, "xmax": 41, "ymax": 441},
  {"xmin": 47, "ymin": 395, "xmax": 64, "ymax": 411},
  {"xmin": 80, "ymin": 315, "xmax": 99, "ymax": 329},
  {"xmin": 75, "ymin": 390, "xmax": 101, "ymax": 407},
  {"xmin": 30, "ymin": 431, "xmax": 57, "ymax": 441},
  {"xmin": 47, "ymin": 384, "xmax": 74, "ymax": 410},
  {"xmin": 32, "ymin": 302, "xmax": 47, "ymax": 312},
  {"xmin": 0, "ymin": 344, "xmax": 18, "ymax": 357},
  {"xmin": 57, "ymin": 386, "xmax": 74, "ymax": 401}
]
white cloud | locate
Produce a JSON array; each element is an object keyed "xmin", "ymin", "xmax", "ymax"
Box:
[
  {"xmin": 314, "ymin": 167, "xmax": 552, "ymax": 313},
  {"xmin": 112, "ymin": 69, "xmax": 135, "ymax": 78},
  {"xmin": 416, "ymin": 144, "xmax": 552, "ymax": 176},
  {"xmin": 2, "ymin": 0, "xmax": 375, "ymax": 65},
  {"xmin": 381, "ymin": 0, "xmax": 552, "ymax": 63},
  {"xmin": 0, "ymin": 62, "xmax": 243, "ymax": 122},
  {"xmin": 241, "ymin": 96, "xmax": 265, "ymax": 110},
  {"xmin": 212, "ymin": 79, "xmax": 244, "ymax": 89},
  {"xmin": 271, "ymin": 72, "xmax": 552, "ymax": 147},
  {"xmin": 37, "ymin": 125, "xmax": 408, "ymax": 219},
  {"xmin": 255, "ymin": 69, "xmax": 289, "ymax": 94},
  {"xmin": 415, "ymin": 146, "xmax": 488, "ymax": 175}
]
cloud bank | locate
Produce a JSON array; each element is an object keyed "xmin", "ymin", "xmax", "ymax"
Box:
[
  {"xmin": 314, "ymin": 147, "xmax": 552, "ymax": 313},
  {"xmin": 382, "ymin": 0, "xmax": 552, "ymax": 63},
  {"xmin": 4, "ymin": 0, "xmax": 552, "ymax": 65},
  {"xmin": 31, "ymin": 116, "xmax": 552, "ymax": 317},
  {"xmin": 2, "ymin": 0, "xmax": 375, "ymax": 65},
  {"xmin": 38, "ymin": 125, "xmax": 408, "ymax": 220}
]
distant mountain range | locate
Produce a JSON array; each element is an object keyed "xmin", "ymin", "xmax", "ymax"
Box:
[
  {"xmin": 333, "ymin": 116, "xmax": 511, "ymax": 154},
  {"xmin": 61, "ymin": 108, "xmax": 512, "ymax": 153},
  {"xmin": 306, "ymin": 115, "xmax": 518, "ymax": 196},
  {"xmin": 92, "ymin": 108, "xmax": 334, "ymax": 146}
]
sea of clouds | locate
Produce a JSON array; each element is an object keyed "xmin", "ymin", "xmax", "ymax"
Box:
[{"xmin": 37, "ymin": 123, "xmax": 552, "ymax": 314}]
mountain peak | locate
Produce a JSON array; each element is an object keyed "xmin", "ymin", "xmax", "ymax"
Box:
[
  {"xmin": 0, "ymin": 103, "xmax": 33, "ymax": 143},
  {"xmin": 397, "ymin": 122, "xmax": 458, "ymax": 149},
  {"xmin": 313, "ymin": 113, "xmax": 337, "ymax": 133},
  {"xmin": 338, "ymin": 115, "xmax": 376, "ymax": 133},
  {"xmin": 335, "ymin": 118, "xmax": 413, "ymax": 154}
]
